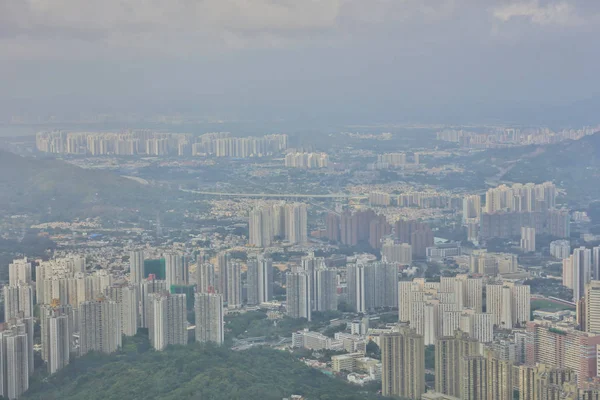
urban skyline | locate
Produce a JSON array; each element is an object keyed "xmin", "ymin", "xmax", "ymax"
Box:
[{"xmin": 3, "ymin": 2, "xmax": 600, "ymax": 398}]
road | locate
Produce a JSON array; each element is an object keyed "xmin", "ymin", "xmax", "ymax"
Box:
[
  {"xmin": 181, "ymin": 188, "xmax": 367, "ymax": 200},
  {"xmin": 530, "ymin": 294, "xmax": 575, "ymax": 307}
]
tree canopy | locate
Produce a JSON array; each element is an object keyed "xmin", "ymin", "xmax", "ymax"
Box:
[{"xmin": 24, "ymin": 340, "xmax": 383, "ymax": 400}]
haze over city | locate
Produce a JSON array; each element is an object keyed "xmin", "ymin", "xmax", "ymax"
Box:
[
  {"xmin": 2, "ymin": 0, "xmax": 600, "ymax": 124},
  {"xmin": 2, "ymin": 1, "xmax": 600, "ymax": 400}
]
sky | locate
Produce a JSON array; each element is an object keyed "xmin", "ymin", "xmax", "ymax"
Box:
[{"xmin": 1, "ymin": 0, "xmax": 600, "ymax": 125}]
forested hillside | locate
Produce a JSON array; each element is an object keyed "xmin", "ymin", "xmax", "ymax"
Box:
[
  {"xmin": 0, "ymin": 151, "xmax": 170, "ymax": 220},
  {"xmin": 23, "ymin": 340, "xmax": 382, "ymax": 400}
]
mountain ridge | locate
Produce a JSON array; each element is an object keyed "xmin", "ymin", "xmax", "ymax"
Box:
[
  {"xmin": 503, "ymin": 132, "xmax": 600, "ymax": 205},
  {"xmin": 0, "ymin": 150, "xmax": 156, "ymax": 220}
]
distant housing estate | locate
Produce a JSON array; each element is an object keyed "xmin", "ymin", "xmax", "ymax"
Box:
[{"xmin": 36, "ymin": 131, "xmax": 288, "ymax": 158}]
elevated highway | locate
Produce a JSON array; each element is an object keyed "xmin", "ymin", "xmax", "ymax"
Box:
[{"xmin": 181, "ymin": 189, "xmax": 367, "ymax": 200}]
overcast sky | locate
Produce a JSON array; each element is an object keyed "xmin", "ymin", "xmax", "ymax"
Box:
[{"xmin": 1, "ymin": 0, "xmax": 599, "ymax": 124}]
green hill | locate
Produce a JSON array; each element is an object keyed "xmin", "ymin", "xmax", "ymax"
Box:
[
  {"xmin": 503, "ymin": 132, "xmax": 600, "ymax": 205},
  {"xmin": 23, "ymin": 342, "xmax": 381, "ymax": 400},
  {"xmin": 0, "ymin": 151, "xmax": 164, "ymax": 220}
]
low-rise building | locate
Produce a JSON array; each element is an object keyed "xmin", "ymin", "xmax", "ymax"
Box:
[
  {"xmin": 422, "ymin": 391, "xmax": 460, "ymax": 400},
  {"xmin": 426, "ymin": 242, "xmax": 461, "ymax": 261},
  {"xmin": 334, "ymin": 332, "xmax": 367, "ymax": 353},
  {"xmin": 356, "ymin": 357, "xmax": 380, "ymax": 373},
  {"xmin": 292, "ymin": 329, "xmax": 339, "ymax": 350},
  {"xmin": 331, "ymin": 352, "xmax": 364, "ymax": 372}
]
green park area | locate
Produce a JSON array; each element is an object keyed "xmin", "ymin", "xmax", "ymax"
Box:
[
  {"xmin": 23, "ymin": 334, "xmax": 380, "ymax": 400},
  {"xmin": 530, "ymin": 299, "xmax": 575, "ymax": 312}
]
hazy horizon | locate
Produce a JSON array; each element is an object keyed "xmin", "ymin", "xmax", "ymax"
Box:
[
  {"xmin": 2, "ymin": 4, "xmax": 600, "ymax": 398},
  {"xmin": 2, "ymin": 1, "xmax": 600, "ymax": 126}
]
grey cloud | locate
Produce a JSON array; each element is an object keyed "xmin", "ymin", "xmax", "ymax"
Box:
[
  {"xmin": 1, "ymin": 0, "xmax": 596, "ymax": 41},
  {"xmin": 1, "ymin": 0, "xmax": 596, "ymax": 59},
  {"xmin": 0, "ymin": 0, "xmax": 465, "ymax": 61},
  {"xmin": 1, "ymin": 0, "xmax": 343, "ymax": 38},
  {"xmin": 0, "ymin": 0, "xmax": 347, "ymax": 60},
  {"xmin": 492, "ymin": 0, "xmax": 600, "ymax": 26},
  {"xmin": 1, "ymin": 0, "xmax": 599, "ymax": 124},
  {"xmin": 0, "ymin": 1, "xmax": 469, "ymax": 47}
]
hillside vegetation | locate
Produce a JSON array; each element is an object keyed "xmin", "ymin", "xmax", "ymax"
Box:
[
  {"xmin": 503, "ymin": 132, "xmax": 600, "ymax": 204},
  {"xmin": 0, "ymin": 151, "xmax": 168, "ymax": 220},
  {"xmin": 23, "ymin": 339, "xmax": 382, "ymax": 400}
]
